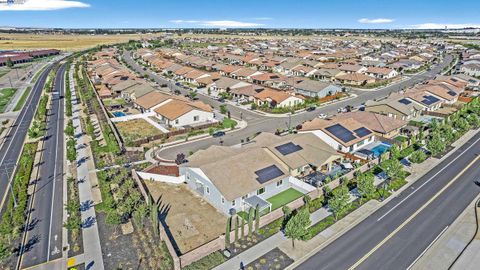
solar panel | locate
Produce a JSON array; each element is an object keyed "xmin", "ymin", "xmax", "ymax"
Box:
[
  {"xmin": 325, "ymin": 124, "xmax": 356, "ymax": 143},
  {"xmin": 275, "ymin": 142, "xmax": 303, "ymax": 156},
  {"xmin": 354, "ymin": 127, "xmax": 372, "ymax": 137},
  {"xmin": 255, "ymin": 165, "xmax": 285, "ymax": 184},
  {"xmin": 398, "ymin": 98, "xmax": 411, "ymax": 105},
  {"xmin": 447, "ymin": 90, "xmax": 457, "ymax": 96},
  {"xmin": 421, "ymin": 95, "xmax": 440, "ymax": 105}
]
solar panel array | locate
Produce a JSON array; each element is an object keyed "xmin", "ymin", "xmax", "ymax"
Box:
[
  {"xmin": 275, "ymin": 142, "xmax": 303, "ymax": 156},
  {"xmin": 325, "ymin": 124, "xmax": 357, "ymax": 143},
  {"xmin": 354, "ymin": 127, "xmax": 372, "ymax": 138},
  {"xmin": 255, "ymin": 165, "xmax": 285, "ymax": 184},
  {"xmin": 398, "ymin": 98, "xmax": 412, "ymax": 105},
  {"xmin": 447, "ymin": 90, "xmax": 457, "ymax": 96},
  {"xmin": 421, "ymin": 95, "xmax": 440, "ymax": 105}
]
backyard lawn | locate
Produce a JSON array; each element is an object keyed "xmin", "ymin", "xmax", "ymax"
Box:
[
  {"xmin": 267, "ymin": 188, "xmax": 304, "ymax": 211},
  {"xmin": 115, "ymin": 118, "xmax": 163, "ymax": 145},
  {"xmin": 103, "ymin": 98, "xmax": 126, "ymax": 107},
  {"xmin": 0, "ymin": 88, "xmax": 17, "ymax": 113}
]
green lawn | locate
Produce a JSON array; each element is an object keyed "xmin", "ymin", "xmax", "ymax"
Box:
[
  {"xmin": 0, "ymin": 88, "xmax": 17, "ymax": 113},
  {"xmin": 221, "ymin": 118, "xmax": 238, "ymax": 129},
  {"xmin": 394, "ymin": 135, "xmax": 409, "ymax": 143},
  {"xmin": 267, "ymin": 188, "xmax": 304, "ymax": 211},
  {"xmin": 13, "ymin": 86, "xmax": 31, "ymax": 111},
  {"xmin": 103, "ymin": 98, "xmax": 126, "ymax": 107}
]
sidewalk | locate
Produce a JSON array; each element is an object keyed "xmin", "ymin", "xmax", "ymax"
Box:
[{"xmin": 70, "ymin": 65, "xmax": 105, "ymax": 270}]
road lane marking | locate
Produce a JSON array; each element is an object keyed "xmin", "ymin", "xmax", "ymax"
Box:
[
  {"xmin": 406, "ymin": 225, "xmax": 449, "ymax": 270},
  {"xmin": 348, "ymin": 155, "xmax": 480, "ymax": 270},
  {"xmin": 377, "ymin": 135, "xmax": 480, "ymax": 222}
]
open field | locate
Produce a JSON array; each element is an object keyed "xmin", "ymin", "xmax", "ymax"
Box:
[
  {"xmin": 0, "ymin": 33, "xmax": 162, "ymax": 51},
  {"xmin": 144, "ymin": 180, "xmax": 227, "ymax": 254},
  {"xmin": 115, "ymin": 118, "xmax": 163, "ymax": 145},
  {"xmin": 0, "ymin": 88, "xmax": 16, "ymax": 112}
]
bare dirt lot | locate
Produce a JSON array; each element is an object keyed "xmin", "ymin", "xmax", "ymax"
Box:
[
  {"xmin": 115, "ymin": 118, "xmax": 163, "ymax": 145},
  {"xmin": 143, "ymin": 180, "xmax": 227, "ymax": 254},
  {"xmin": 0, "ymin": 33, "xmax": 161, "ymax": 51}
]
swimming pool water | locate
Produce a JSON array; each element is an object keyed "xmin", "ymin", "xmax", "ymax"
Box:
[
  {"xmin": 371, "ymin": 143, "xmax": 391, "ymax": 157},
  {"xmin": 112, "ymin": 111, "xmax": 126, "ymax": 117}
]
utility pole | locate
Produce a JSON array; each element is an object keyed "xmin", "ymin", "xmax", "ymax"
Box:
[{"xmin": 0, "ymin": 161, "xmax": 18, "ymax": 208}]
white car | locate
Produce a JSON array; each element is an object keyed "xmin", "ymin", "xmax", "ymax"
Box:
[{"xmin": 318, "ymin": 113, "xmax": 327, "ymax": 119}]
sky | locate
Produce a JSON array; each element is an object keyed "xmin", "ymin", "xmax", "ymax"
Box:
[{"xmin": 0, "ymin": 0, "xmax": 480, "ymax": 29}]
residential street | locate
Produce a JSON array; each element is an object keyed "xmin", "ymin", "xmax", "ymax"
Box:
[
  {"xmin": 122, "ymin": 51, "xmax": 453, "ymax": 160},
  {"xmin": 21, "ymin": 63, "xmax": 66, "ymax": 269},
  {"xmin": 0, "ymin": 63, "xmax": 55, "ymax": 213},
  {"xmin": 295, "ymin": 131, "xmax": 480, "ymax": 270}
]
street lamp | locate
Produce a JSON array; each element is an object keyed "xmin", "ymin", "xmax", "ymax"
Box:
[{"xmin": 0, "ymin": 161, "xmax": 18, "ymax": 208}]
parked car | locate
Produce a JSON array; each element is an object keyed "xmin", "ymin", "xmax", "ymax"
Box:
[
  {"xmin": 212, "ymin": 131, "xmax": 226, "ymax": 138},
  {"xmin": 306, "ymin": 106, "xmax": 316, "ymax": 112},
  {"xmin": 318, "ymin": 113, "xmax": 327, "ymax": 119}
]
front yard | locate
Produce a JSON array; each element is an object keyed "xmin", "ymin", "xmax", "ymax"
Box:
[{"xmin": 115, "ymin": 118, "xmax": 163, "ymax": 146}]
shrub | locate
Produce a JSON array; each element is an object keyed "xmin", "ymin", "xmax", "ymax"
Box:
[{"xmin": 409, "ymin": 150, "xmax": 427, "ymax": 164}]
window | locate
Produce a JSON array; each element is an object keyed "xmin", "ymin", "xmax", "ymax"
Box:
[
  {"xmin": 186, "ymin": 173, "xmax": 190, "ymax": 180},
  {"xmin": 175, "ymin": 119, "xmax": 179, "ymax": 124},
  {"xmin": 221, "ymin": 196, "xmax": 225, "ymax": 204},
  {"xmin": 193, "ymin": 115, "xmax": 199, "ymax": 121},
  {"xmin": 276, "ymin": 179, "xmax": 283, "ymax": 187},
  {"xmin": 257, "ymin": 187, "xmax": 265, "ymax": 195},
  {"xmin": 206, "ymin": 186, "xmax": 210, "ymax": 194},
  {"xmin": 232, "ymin": 200, "xmax": 236, "ymax": 206},
  {"xmin": 242, "ymin": 195, "xmax": 248, "ymax": 201},
  {"xmin": 338, "ymin": 145, "xmax": 342, "ymax": 151}
]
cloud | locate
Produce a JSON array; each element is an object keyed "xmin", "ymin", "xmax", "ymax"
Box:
[
  {"xmin": 169, "ymin": 20, "xmax": 263, "ymax": 28},
  {"xmin": 252, "ymin": 17, "xmax": 273, "ymax": 21},
  {"xmin": 358, "ymin": 18, "xmax": 394, "ymax": 24},
  {"xmin": 411, "ymin": 23, "xmax": 480, "ymax": 29},
  {"xmin": 0, "ymin": 0, "xmax": 90, "ymax": 11}
]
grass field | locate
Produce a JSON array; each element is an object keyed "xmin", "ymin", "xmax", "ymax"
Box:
[
  {"xmin": 13, "ymin": 86, "xmax": 31, "ymax": 111},
  {"xmin": 115, "ymin": 118, "xmax": 163, "ymax": 145},
  {"xmin": 0, "ymin": 33, "xmax": 162, "ymax": 51},
  {"xmin": 0, "ymin": 88, "xmax": 17, "ymax": 113}
]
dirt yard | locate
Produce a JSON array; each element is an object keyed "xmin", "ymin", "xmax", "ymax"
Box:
[
  {"xmin": 115, "ymin": 118, "xmax": 163, "ymax": 145},
  {"xmin": 143, "ymin": 181, "xmax": 227, "ymax": 254}
]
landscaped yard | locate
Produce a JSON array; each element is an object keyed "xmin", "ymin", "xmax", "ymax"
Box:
[
  {"xmin": 394, "ymin": 135, "xmax": 409, "ymax": 143},
  {"xmin": 267, "ymin": 188, "xmax": 304, "ymax": 211},
  {"xmin": 143, "ymin": 181, "xmax": 227, "ymax": 254},
  {"xmin": 103, "ymin": 98, "xmax": 126, "ymax": 107},
  {"xmin": 0, "ymin": 88, "xmax": 17, "ymax": 113},
  {"xmin": 115, "ymin": 118, "xmax": 163, "ymax": 145}
]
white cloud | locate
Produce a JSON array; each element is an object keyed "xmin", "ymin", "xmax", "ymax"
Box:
[
  {"xmin": 169, "ymin": 20, "xmax": 263, "ymax": 28},
  {"xmin": 0, "ymin": 0, "xmax": 90, "ymax": 11},
  {"xmin": 411, "ymin": 23, "xmax": 480, "ymax": 29},
  {"xmin": 358, "ymin": 18, "xmax": 394, "ymax": 24}
]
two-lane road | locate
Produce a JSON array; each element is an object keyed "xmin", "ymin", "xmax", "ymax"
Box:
[
  {"xmin": 0, "ymin": 64, "xmax": 55, "ymax": 213},
  {"xmin": 20, "ymin": 63, "xmax": 66, "ymax": 269},
  {"xmin": 296, "ymin": 131, "xmax": 480, "ymax": 270}
]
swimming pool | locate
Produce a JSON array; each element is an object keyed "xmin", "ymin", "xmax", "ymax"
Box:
[
  {"xmin": 370, "ymin": 143, "xmax": 391, "ymax": 157},
  {"xmin": 112, "ymin": 111, "xmax": 126, "ymax": 117}
]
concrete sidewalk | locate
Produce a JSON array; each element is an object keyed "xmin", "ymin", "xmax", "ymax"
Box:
[{"xmin": 70, "ymin": 65, "xmax": 105, "ymax": 270}]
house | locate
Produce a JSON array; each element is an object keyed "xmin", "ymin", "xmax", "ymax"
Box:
[
  {"xmin": 230, "ymin": 84, "xmax": 264, "ymax": 101},
  {"xmin": 334, "ymin": 111, "xmax": 407, "ymax": 139},
  {"xmin": 110, "ymin": 79, "xmax": 140, "ymax": 96},
  {"xmin": 250, "ymin": 73, "xmax": 287, "ymax": 89},
  {"xmin": 403, "ymin": 89, "xmax": 443, "ymax": 111},
  {"xmin": 364, "ymin": 67, "xmax": 398, "ymax": 80},
  {"xmin": 208, "ymin": 77, "xmax": 250, "ymax": 93},
  {"xmin": 254, "ymin": 88, "xmax": 304, "ymax": 108},
  {"xmin": 121, "ymin": 83, "xmax": 157, "ymax": 101},
  {"xmin": 153, "ymin": 99, "xmax": 214, "ymax": 128},
  {"xmin": 311, "ymin": 68, "xmax": 344, "ymax": 81},
  {"xmin": 365, "ymin": 92, "xmax": 424, "ymax": 120},
  {"xmin": 335, "ymin": 73, "xmax": 376, "ymax": 86},
  {"xmin": 460, "ymin": 63, "xmax": 480, "ymax": 77},
  {"xmin": 133, "ymin": 91, "xmax": 174, "ymax": 113},
  {"xmin": 299, "ymin": 117, "xmax": 375, "ymax": 153},
  {"xmin": 179, "ymin": 132, "xmax": 340, "ymax": 215},
  {"xmin": 338, "ymin": 64, "xmax": 367, "ymax": 74},
  {"xmin": 294, "ymin": 79, "xmax": 342, "ymax": 98}
]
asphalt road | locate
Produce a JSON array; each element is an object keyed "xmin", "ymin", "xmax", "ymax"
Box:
[
  {"xmin": 296, "ymin": 131, "xmax": 480, "ymax": 270},
  {"xmin": 122, "ymin": 52, "xmax": 453, "ymax": 160},
  {"xmin": 0, "ymin": 64, "xmax": 54, "ymax": 213},
  {"xmin": 20, "ymin": 63, "xmax": 66, "ymax": 269}
]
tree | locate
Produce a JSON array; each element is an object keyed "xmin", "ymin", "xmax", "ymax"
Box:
[
  {"xmin": 303, "ymin": 194, "xmax": 312, "ymax": 206},
  {"xmin": 380, "ymin": 158, "xmax": 405, "ymax": 182},
  {"xmin": 151, "ymin": 200, "xmax": 160, "ymax": 236},
  {"xmin": 234, "ymin": 216, "xmax": 239, "ymax": 242},
  {"xmin": 225, "ymin": 217, "xmax": 231, "ymax": 247},
  {"xmin": 6, "ymin": 58, "xmax": 13, "ymax": 68},
  {"xmin": 105, "ymin": 210, "xmax": 122, "ymax": 234},
  {"xmin": 255, "ymin": 204, "xmax": 260, "ymax": 232},
  {"xmin": 247, "ymin": 207, "xmax": 254, "ymax": 237},
  {"xmin": 219, "ymin": 104, "xmax": 228, "ymax": 115},
  {"xmin": 241, "ymin": 216, "xmax": 245, "ymax": 239},
  {"xmin": 427, "ymin": 132, "xmax": 445, "ymax": 156},
  {"xmin": 356, "ymin": 172, "xmax": 376, "ymax": 203},
  {"xmin": 329, "ymin": 185, "xmax": 351, "ymax": 220},
  {"xmin": 389, "ymin": 144, "xmax": 401, "ymax": 160},
  {"xmin": 410, "ymin": 150, "xmax": 427, "ymax": 164},
  {"xmin": 284, "ymin": 207, "xmax": 311, "ymax": 248}
]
